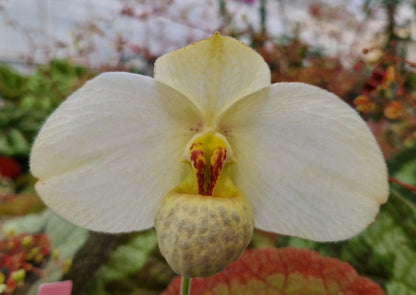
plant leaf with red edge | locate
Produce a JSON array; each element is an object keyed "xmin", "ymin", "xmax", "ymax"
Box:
[{"xmin": 162, "ymin": 247, "xmax": 384, "ymax": 295}]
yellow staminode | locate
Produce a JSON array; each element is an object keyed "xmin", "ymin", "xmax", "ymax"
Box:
[{"xmin": 183, "ymin": 132, "xmax": 232, "ymax": 196}]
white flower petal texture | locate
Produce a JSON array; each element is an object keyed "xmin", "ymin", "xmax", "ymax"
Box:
[
  {"xmin": 30, "ymin": 33, "xmax": 389, "ymax": 247},
  {"xmin": 154, "ymin": 33, "xmax": 271, "ymax": 123},
  {"xmin": 218, "ymin": 82, "xmax": 389, "ymax": 241},
  {"xmin": 30, "ymin": 72, "xmax": 202, "ymax": 232}
]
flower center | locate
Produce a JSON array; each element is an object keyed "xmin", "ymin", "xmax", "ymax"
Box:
[
  {"xmin": 155, "ymin": 132, "xmax": 253, "ymax": 277},
  {"xmin": 183, "ymin": 132, "xmax": 232, "ymax": 196}
]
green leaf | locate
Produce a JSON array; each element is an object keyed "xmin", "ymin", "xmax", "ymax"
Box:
[
  {"xmin": 388, "ymin": 146, "xmax": 416, "ymax": 202},
  {"xmin": 22, "ymin": 59, "xmax": 90, "ymax": 113},
  {"xmin": 0, "ymin": 60, "xmax": 91, "ymax": 156},
  {"xmin": 347, "ymin": 191, "xmax": 416, "ymax": 295},
  {"xmin": 98, "ymin": 230, "xmax": 158, "ymax": 281},
  {"xmin": 83, "ymin": 230, "xmax": 165, "ymax": 295},
  {"xmin": 0, "ymin": 105, "xmax": 49, "ymax": 156},
  {"xmin": 0, "ymin": 65, "xmax": 28, "ymax": 99}
]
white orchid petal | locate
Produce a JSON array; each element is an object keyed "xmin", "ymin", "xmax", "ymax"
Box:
[
  {"xmin": 30, "ymin": 72, "xmax": 202, "ymax": 233},
  {"xmin": 154, "ymin": 33, "xmax": 270, "ymax": 122},
  {"xmin": 218, "ymin": 82, "xmax": 389, "ymax": 241}
]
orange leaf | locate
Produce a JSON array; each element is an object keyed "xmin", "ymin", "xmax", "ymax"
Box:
[
  {"xmin": 0, "ymin": 194, "xmax": 46, "ymax": 217},
  {"xmin": 354, "ymin": 95, "xmax": 375, "ymax": 114},
  {"xmin": 162, "ymin": 247, "xmax": 384, "ymax": 295},
  {"xmin": 384, "ymin": 101, "xmax": 403, "ymax": 120}
]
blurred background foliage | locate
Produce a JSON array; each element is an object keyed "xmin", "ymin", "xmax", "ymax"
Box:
[{"xmin": 1, "ymin": 0, "xmax": 416, "ymax": 294}]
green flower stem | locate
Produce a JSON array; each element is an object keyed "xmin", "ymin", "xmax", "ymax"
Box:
[
  {"xmin": 181, "ymin": 276, "xmax": 191, "ymax": 295},
  {"xmin": 260, "ymin": 0, "xmax": 267, "ymax": 34}
]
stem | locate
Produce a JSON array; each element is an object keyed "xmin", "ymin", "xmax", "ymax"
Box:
[
  {"xmin": 389, "ymin": 176, "xmax": 416, "ymax": 194},
  {"xmin": 260, "ymin": 0, "xmax": 267, "ymax": 35},
  {"xmin": 219, "ymin": 0, "xmax": 226, "ymax": 18},
  {"xmin": 181, "ymin": 276, "xmax": 191, "ymax": 295}
]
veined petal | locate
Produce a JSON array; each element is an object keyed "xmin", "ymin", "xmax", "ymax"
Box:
[
  {"xmin": 154, "ymin": 33, "xmax": 270, "ymax": 124},
  {"xmin": 218, "ymin": 83, "xmax": 389, "ymax": 242},
  {"xmin": 30, "ymin": 72, "xmax": 202, "ymax": 233}
]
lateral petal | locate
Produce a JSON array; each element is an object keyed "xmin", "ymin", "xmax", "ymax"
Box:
[
  {"xmin": 154, "ymin": 33, "xmax": 270, "ymax": 124},
  {"xmin": 30, "ymin": 72, "xmax": 202, "ymax": 232},
  {"xmin": 218, "ymin": 83, "xmax": 389, "ymax": 241}
]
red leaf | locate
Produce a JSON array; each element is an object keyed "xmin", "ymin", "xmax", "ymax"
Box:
[
  {"xmin": 162, "ymin": 247, "xmax": 384, "ymax": 295},
  {"xmin": 0, "ymin": 156, "xmax": 21, "ymax": 179}
]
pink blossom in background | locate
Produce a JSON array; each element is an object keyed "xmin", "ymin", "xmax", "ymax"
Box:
[{"xmin": 37, "ymin": 281, "xmax": 72, "ymax": 295}]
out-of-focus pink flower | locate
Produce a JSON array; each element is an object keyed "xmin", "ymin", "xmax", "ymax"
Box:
[{"xmin": 38, "ymin": 281, "xmax": 72, "ymax": 295}]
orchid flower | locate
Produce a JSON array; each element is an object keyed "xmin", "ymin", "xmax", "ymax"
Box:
[{"xmin": 30, "ymin": 33, "xmax": 388, "ymax": 278}]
